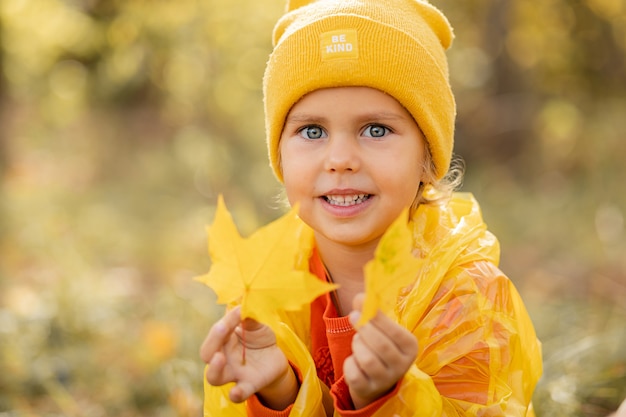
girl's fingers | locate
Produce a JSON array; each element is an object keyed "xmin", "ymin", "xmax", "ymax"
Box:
[
  {"xmin": 349, "ymin": 294, "xmax": 418, "ymax": 377},
  {"xmin": 350, "ymin": 333, "xmax": 388, "ymax": 380},
  {"xmin": 235, "ymin": 318, "xmax": 277, "ymax": 350},
  {"xmin": 205, "ymin": 351, "xmax": 235, "ymax": 386},
  {"xmin": 343, "ymin": 355, "xmax": 368, "ymax": 392},
  {"xmin": 350, "ymin": 292, "xmax": 417, "ymax": 359},
  {"xmin": 200, "ymin": 306, "xmax": 241, "ymax": 363},
  {"xmin": 229, "ymin": 380, "xmax": 258, "ymax": 403},
  {"xmin": 206, "ymin": 354, "xmax": 255, "ymax": 400},
  {"xmin": 240, "ymin": 316, "xmax": 264, "ymax": 331},
  {"xmin": 360, "ymin": 316, "xmax": 417, "ymax": 360}
]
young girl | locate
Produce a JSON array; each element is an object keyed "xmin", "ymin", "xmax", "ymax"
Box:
[{"xmin": 200, "ymin": 0, "xmax": 542, "ymax": 415}]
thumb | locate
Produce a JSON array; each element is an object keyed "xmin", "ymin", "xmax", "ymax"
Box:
[
  {"xmin": 352, "ymin": 292, "xmax": 365, "ymax": 312},
  {"xmin": 240, "ymin": 316, "xmax": 263, "ymax": 331},
  {"xmin": 349, "ymin": 293, "xmax": 366, "ymax": 327},
  {"xmin": 229, "ymin": 380, "xmax": 258, "ymax": 403}
]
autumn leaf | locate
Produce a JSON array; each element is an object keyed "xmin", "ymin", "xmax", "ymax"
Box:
[
  {"xmin": 358, "ymin": 208, "xmax": 422, "ymax": 326},
  {"xmin": 195, "ymin": 195, "xmax": 337, "ymax": 334}
]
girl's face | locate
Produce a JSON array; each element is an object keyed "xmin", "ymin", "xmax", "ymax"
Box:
[{"xmin": 279, "ymin": 86, "xmax": 426, "ymax": 251}]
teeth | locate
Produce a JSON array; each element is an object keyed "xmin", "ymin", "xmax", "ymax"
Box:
[{"xmin": 325, "ymin": 194, "xmax": 369, "ymax": 206}]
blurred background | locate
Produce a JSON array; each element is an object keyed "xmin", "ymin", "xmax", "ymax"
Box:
[{"xmin": 0, "ymin": 0, "xmax": 624, "ymax": 415}]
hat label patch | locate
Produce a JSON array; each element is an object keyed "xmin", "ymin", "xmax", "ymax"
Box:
[{"xmin": 320, "ymin": 29, "xmax": 358, "ymax": 60}]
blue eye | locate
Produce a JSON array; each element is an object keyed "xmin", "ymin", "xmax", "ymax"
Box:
[
  {"xmin": 299, "ymin": 125, "xmax": 326, "ymax": 139},
  {"xmin": 363, "ymin": 125, "xmax": 389, "ymax": 138}
]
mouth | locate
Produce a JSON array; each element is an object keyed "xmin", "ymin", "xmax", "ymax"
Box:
[{"xmin": 322, "ymin": 194, "xmax": 371, "ymax": 207}]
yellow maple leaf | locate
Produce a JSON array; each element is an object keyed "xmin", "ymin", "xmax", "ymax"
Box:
[
  {"xmin": 358, "ymin": 208, "xmax": 422, "ymax": 326},
  {"xmin": 195, "ymin": 196, "xmax": 337, "ymax": 334}
]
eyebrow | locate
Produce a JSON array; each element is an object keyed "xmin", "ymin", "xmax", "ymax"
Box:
[
  {"xmin": 284, "ymin": 113, "xmax": 327, "ymax": 124},
  {"xmin": 285, "ymin": 111, "xmax": 408, "ymax": 124}
]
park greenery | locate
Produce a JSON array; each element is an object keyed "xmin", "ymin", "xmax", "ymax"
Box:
[{"xmin": 0, "ymin": 0, "xmax": 624, "ymax": 415}]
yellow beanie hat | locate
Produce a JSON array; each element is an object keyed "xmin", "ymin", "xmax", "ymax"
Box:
[{"xmin": 263, "ymin": 0, "xmax": 456, "ymax": 182}]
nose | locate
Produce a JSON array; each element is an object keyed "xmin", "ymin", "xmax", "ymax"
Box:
[{"xmin": 324, "ymin": 135, "xmax": 361, "ymax": 173}]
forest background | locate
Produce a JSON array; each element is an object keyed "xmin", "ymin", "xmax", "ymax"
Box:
[{"xmin": 0, "ymin": 0, "xmax": 624, "ymax": 416}]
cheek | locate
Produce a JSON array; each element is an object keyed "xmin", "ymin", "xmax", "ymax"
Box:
[
  {"xmin": 400, "ymin": 176, "xmax": 423, "ymax": 205},
  {"xmin": 280, "ymin": 139, "xmax": 314, "ymax": 179},
  {"xmin": 279, "ymin": 145, "xmax": 293, "ymax": 181},
  {"xmin": 388, "ymin": 153, "xmax": 424, "ymax": 203},
  {"xmin": 279, "ymin": 146, "xmax": 302, "ymax": 202}
]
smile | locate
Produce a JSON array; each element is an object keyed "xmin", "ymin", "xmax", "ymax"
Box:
[{"xmin": 323, "ymin": 194, "xmax": 371, "ymax": 206}]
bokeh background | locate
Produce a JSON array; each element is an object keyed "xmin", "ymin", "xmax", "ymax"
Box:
[{"xmin": 0, "ymin": 0, "xmax": 624, "ymax": 416}]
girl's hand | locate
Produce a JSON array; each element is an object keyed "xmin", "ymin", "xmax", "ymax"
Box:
[
  {"xmin": 344, "ymin": 293, "xmax": 418, "ymax": 409},
  {"xmin": 200, "ymin": 307, "xmax": 298, "ymax": 410}
]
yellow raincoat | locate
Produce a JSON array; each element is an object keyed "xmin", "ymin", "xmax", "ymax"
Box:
[{"xmin": 203, "ymin": 192, "xmax": 542, "ymax": 416}]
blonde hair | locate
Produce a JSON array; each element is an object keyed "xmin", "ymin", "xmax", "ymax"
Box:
[{"xmin": 411, "ymin": 148, "xmax": 465, "ymax": 213}]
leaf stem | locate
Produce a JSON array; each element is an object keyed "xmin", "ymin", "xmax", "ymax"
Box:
[{"xmin": 241, "ymin": 326, "xmax": 246, "ymax": 365}]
